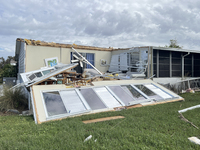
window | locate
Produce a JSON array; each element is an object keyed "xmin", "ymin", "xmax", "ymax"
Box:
[
  {"xmin": 71, "ymin": 52, "xmax": 95, "ymax": 69},
  {"xmin": 86, "ymin": 53, "xmax": 95, "ymax": 68},
  {"xmin": 26, "ymin": 69, "xmax": 54, "ymax": 81}
]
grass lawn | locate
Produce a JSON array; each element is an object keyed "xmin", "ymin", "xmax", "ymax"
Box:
[{"xmin": 0, "ymin": 93, "xmax": 200, "ymax": 149}]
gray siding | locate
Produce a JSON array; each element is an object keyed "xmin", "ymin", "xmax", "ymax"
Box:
[{"xmin": 17, "ymin": 42, "xmax": 26, "ymax": 83}]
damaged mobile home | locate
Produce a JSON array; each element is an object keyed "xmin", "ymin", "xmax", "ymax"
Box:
[{"xmin": 14, "ymin": 38, "xmax": 188, "ymax": 123}]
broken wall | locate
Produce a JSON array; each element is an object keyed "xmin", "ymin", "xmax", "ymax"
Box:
[{"xmin": 26, "ymin": 45, "xmax": 111, "ymax": 73}]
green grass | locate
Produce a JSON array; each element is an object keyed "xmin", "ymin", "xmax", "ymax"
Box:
[{"xmin": 0, "ymin": 93, "xmax": 200, "ymax": 149}]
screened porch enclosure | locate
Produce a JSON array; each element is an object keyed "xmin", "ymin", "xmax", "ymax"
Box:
[{"xmin": 153, "ymin": 49, "xmax": 200, "ymax": 78}]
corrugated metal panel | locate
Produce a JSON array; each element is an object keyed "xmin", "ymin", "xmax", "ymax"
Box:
[
  {"xmin": 93, "ymin": 87, "xmax": 122, "ymax": 108},
  {"xmin": 144, "ymin": 84, "xmax": 172, "ymax": 99},
  {"xmin": 60, "ymin": 90, "xmax": 86, "ymax": 113}
]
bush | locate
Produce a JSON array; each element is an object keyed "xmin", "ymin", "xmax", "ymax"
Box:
[{"xmin": 0, "ymin": 85, "xmax": 28, "ymax": 111}]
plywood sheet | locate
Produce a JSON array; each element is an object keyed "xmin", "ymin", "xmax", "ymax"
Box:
[{"xmin": 82, "ymin": 116, "xmax": 125, "ymax": 124}]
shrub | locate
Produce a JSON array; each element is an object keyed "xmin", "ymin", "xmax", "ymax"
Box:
[{"xmin": 0, "ymin": 85, "xmax": 28, "ymax": 111}]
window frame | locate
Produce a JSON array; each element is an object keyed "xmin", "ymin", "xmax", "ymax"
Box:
[{"xmin": 71, "ymin": 52, "xmax": 95, "ymax": 69}]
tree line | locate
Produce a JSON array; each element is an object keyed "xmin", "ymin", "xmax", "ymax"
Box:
[{"xmin": 0, "ymin": 56, "xmax": 17, "ymax": 83}]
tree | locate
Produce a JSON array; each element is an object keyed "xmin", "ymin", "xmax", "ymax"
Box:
[
  {"xmin": 165, "ymin": 39, "xmax": 182, "ymax": 48},
  {"xmin": 1, "ymin": 64, "xmax": 17, "ymax": 77},
  {"xmin": 0, "ymin": 56, "xmax": 17, "ymax": 83},
  {"xmin": 0, "ymin": 57, "xmax": 5, "ymax": 70}
]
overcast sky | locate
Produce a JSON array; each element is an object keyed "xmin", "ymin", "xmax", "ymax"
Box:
[{"xmin": 1, "ymin": 0, "xmax": 200, "ymax": 59}]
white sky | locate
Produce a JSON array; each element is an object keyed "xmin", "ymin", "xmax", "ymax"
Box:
[{"xmin": 1, "ymin": 0, "xmax": 200, "ymax": 58}]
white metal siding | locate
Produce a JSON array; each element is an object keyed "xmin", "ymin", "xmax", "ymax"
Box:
[{"xmin": 18, "ymin": 42, "xmax": 26, "ymax": 83}]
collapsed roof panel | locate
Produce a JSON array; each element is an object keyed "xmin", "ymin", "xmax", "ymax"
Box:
[
  {"xmin": 31, "ymin": 79, "xmax": 183, "ymax": 124},
  {"xmin": 21, "ymin": 67, "xmax": 55, "ymax": 84},
  {"xmin": 23, "ymin": 63, "xmax": 78, "ymax": 87}
]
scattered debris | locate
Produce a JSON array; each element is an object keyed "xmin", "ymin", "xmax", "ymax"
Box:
[
  {"xmin": 167, "ymin": 77, "xmax": 200, "ymax": 94},
  {"xmin": 84, "ymin": 135, "xmax": 92, "ymax": 142},
  {"xmin": 188, "ymin": 137, "xmax": 200, "ymax": 145},
  {"xmin": 22, "ymin": 110, "xmax": 33, "ymax": 116},
  {"xmin": 114, "ymin": 107, "xmax": 126, "ymax": 111},
  {"xmin": 82, "ymin": 116, "xmax": 125, "ymax": 124},
  {"xmin": 179, "ymin": 113, "xmax": 199, "ymax": 129},
  {"xmin": 6, "ymin": 109, "xmax": 20, "ymax": 114},
  {"xmin": 178, "ymin": 104, "xmax": 200, "ymax": 113},
  {"xmin": 186, "ymin": 88, "xmax": 195, "ymax": 93}
]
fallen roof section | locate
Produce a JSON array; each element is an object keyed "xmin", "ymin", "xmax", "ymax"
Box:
[
  {"xmin": 31, "ymin": 79, "xmax": 184, "ymax": 124},
  {"xmin": 26, "ymin": 63, "xmax": 78, "ymax": 87}
]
